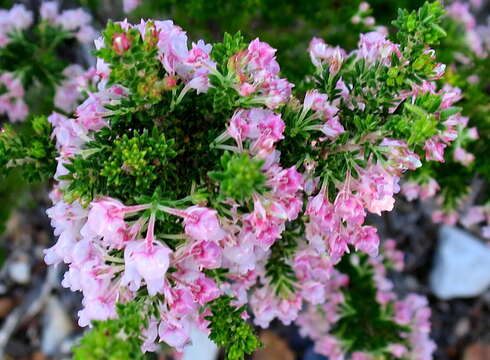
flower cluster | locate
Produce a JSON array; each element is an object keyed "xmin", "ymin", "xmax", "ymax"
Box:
[
  {"xmin": 400, "ymin": 1, "xmax": 490, "ymax": 240},
  {"xmin": 296, "ymin": 242, "xmax": 435, "ymax": 360},
  {"xmin": 43, "ymin": 3, "xmax": 453, "ymax": 359},
  {"xmin": 39, "ymin": 1, "xmax": 95, "ymax": 44},
  {"xmin": 0, "ymin": 2, "xmax": 95, "ymax": 123},
  {"xmin": 0, "ymin": 72, "xmax": 28, "ymax": 122},
  {"xmin": 0, "ymin": 4, "xmax": 33, "ymax": 47}
]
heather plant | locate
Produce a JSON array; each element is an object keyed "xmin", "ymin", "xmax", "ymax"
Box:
[
  {"xmin": 104, "ymin": 0, "xmax": 425, "ymax": 83},
  {"xmin": 0, "ymin": 2, "xmax": 96, "ymax": 230},
  {"xmin": 40, "ymin": 2, "xmax": 461, "ymax": 359},
  {"xmin": 400, "ymin": 1, "xmax": 490, "ymax": 238},
  {"xmin": 0, "ymin": 2, "xmax": 95, "ymax": 118}
]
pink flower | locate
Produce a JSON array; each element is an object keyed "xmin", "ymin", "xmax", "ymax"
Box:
[
  {"xmin": 388, "ymin": 344, "xmax": 407, "ymax": 358},
  {"xmin": 308, "ymin": 38, "xmax": 346, "ymax": 75},
  {"xmin": 277, "ymin": 295, "xmax": 302, "ymax": 325},
  {"xmin": 7, "ymin": 4, "xmax": 33, "ymax": 31},
  {"xmin": 419, "ymin": 178, "xmax": 439, "ymax": 199},
  {"xmin": 155, "ymin": 20, "xmax": 189, "ymax": 75},
  {"xmin": 185, "ymin": 40, "xmax": 213, "ymax": 68},
  {"xmin": 401, "ymin": 181, "xmax": 420, "ymax": 201},
  {"xmin": 294, "ymin": 249, "xmax": 333, "ymax": 282},
  {"xmin": 113, "ymin": 33, "xmax": 130, "ymax": 55},
  {"xmin": 158, "ymin": 318, "xmax": 190, "ymax": 350},
  {"xmin": 170, "ymin": 288, "xmax": 196, "ymax": 316},
  {"xmin": 126, "ymin": 240, "xmax": 172, "ymax": 295},
  {"xmin": 246, "ymin": 38, "xmax": 279, "ymax": 74},
  {"xmin": 262, "ymin": 77, "xmax": 293, "ymax": 109},
  {"xmin": 239, "ymin": 82, "xmax": 256, "ymax": 96},
  {"xmin": 190, "ymin": 241, "xmax": 222, "ymax": 269},
  {"xmin": 250, "ymin": 287, "xmax": 278, "ymax": 328},
  {"xmin": 482, "ymin": 226, "xmax": 490, "ymax": 239},
  {"xmin": 439, "ymin": 85, "xmax": 462, "ymax": 109},
  {"xmin": 245, "ymin": 108, "xmax": 285, "ymax": 142},
  {"xmin": 0, "ymin": 72, "xmax": 28, "ymax": 122},
  {"xmin": 352, "ymin": 352, "xmax": 372, "ymax": 360},
  {"xmin": 81, "ymin": 198, "xmax": 128, "ymax": 245},
  {"xmin": 56, "ymin": 8, "xmax": 92, "ymax": 31},
  {"xmin": 354, "ymin": 226, "xmax": 380, "ymax": 256},
  {"xmin": 229, "ymin": 39, "xmax": 292, "ymax": 109},
  {"xmin": 245, "ymin": 196, "xmax": 285, "ymax": 249},
  {"xmin": 447, "ymin": 2, "xmax": 476, "ymax": 30},
  {"xmin": 76, "ymin": 25, "xmax": 96, "ymax": 44},
  {"xmin": 123, "ymin": 0, "xmax": 141, "ymax": 13},
  {"xmin": 461, "ymin": 206, "xmax": 485, "ymax": 228},
  {"xmin": 314, "ymin": 335, "xmax": 344, "ymax": 360},
  {"xmin": 334, "ymin": 191, "xmax": 366, "ymax": 225},
  {"xmin": 320, "ymin": 117, "xmax": 345, "ymax": 140},
  {"xmin": 357, "ymin": 31, "xmax": 400, "ymax": 66},
  {"xmin": 182, "ymin": 206, "xmax": 226, "ymax": 242},
  {"xmin": 453, "ymin": 147, "xmax": 475, "ymax": 166},
  {"xmin": 78, "ymin": 292, "xmax": 117, "ymax": 327},
  {"xmin": 301, "ymin": 281, "xmax": 326, "ymax": 305},
  {"xmin": 141, "ymin": 319, "xmax": 159, "ymax": 353},
  {"xmin": 270, "ymin": 166, "xmax": 303, "ymax": 195},
  {"xmin": 54, "ymin": 65, "xmax": 85, "ymax": 113},
  {"xmin": 257, "ymin": 110, "xmax": 285, "ymax": 142},
  {"xmin": 123, "ymin": 213, "xmax": 172, "ymax": 295},
  {"xmin": 44, "ymin": 231, "xmax": 77, "ymax": 265},
  {"xmin": 223, "ymin": 238, "xmax": 256, "ymax": 273},
  {"xmin": 192, "ymin": 276, "xmax": 220, "ymax": 305},
  {"xmin": 40, "ymin": 1, "xmax": 59, "ymax": 21},
  {"xmin": 355, "ymin": 163, "xmax": 399, "ymax": 215},
  {"xmin": 303, "ymin": 90, "xmax": 329, "ymax": 114},
  {"xmin": 228, "ymin": 109, "xmax": 250, "ymax": 143},
  {"xmin": 467, "ymin": 127, "xmax": 479, "ymax": 140},
  {"xmin": 424, "ymin": 137, "xmax": 447, "ymax": 162}
]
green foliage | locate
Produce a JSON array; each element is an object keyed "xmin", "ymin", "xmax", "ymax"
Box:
[
  {"xmin": 212, "ymin": 32, "xmax": 247, "ymax": 73},
  {"xmin": 392, "ymin": 1, "xmax": 446, "ymax": 82},
  {"xmin": 73, "ymin": 301, "xmax": 152, "ymax": 360},
  {"xmin": 203, "ymin": 268, "xmax": 230, "ymax": 283},
  {"xmin": 0, "ymin": 24, "xmax": 71, "ymax": 87},
  {"xmin": 332, "ymin": 253, "xmax": 409, "ymax": 353},
  {"xmin": 265, "ymin": 225, "xmax": 301, "ymax": 297},
  {"xmin": 62, "ymin": 127, "xmax": 177, "ymax": 203},
  {"xmin": 393, "ymin": 1, "xmax": 446, "ymax": 48},
  {"xmin": 206, "ymin": 295, "xmax": 261, "ymax": 360},
  {"xmin": 209, "ymin": 152, "xmax": 267, "ymax": 202},
  {"xmin": 0, "ymin": 23, "xmax": 74, "ymax": 114},
  {"xmin": 101, "ymin": 129, "xmax": 177, "ymax": 190},
  {"xmin": 409, "ymin": 7, "xmax": 490, "ymax": 208},
  {"xmin": 95, "ymin": 21, "xmax": 167, "ymax": 106},
  {"xmin": 387, "ymin": 92, "xmax": 441, "ymax": 147},
  {"xmin": 0, "ymin": 116, "xmax": 56, "ymax": 182},
  {"xmin": 208, "ymin": 32, "xmax": 248, "ymax": 113}
]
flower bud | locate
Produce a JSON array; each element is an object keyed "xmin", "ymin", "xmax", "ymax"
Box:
[{"xmin": 112, "ymin": 33, "xmax": 130, "ymax": 55}]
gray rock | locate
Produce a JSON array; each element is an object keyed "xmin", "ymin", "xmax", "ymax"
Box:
[
  {"xmin": 7, "ymin": 260, "xmax": 30, "ymax": 284},
  {"xmin": 430, "ymin": 226, "xmax": 490, "ymax": 299},
  {"xmin": 183, "ymin": 328, "xmax": 218, "ymax": 360},
  {"xmin": 41, "ymin": 296, "xmax": 74, "ymax": 356}
]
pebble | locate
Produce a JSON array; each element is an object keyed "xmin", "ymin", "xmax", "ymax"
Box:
[{"xmin": 430, "ymin": 226, "xmax": 490, "ymax": 299}]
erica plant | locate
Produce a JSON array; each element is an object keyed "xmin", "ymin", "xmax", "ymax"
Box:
[
  {"xmin": 0, "ymin": 2, "xmax": 96, "ymax": 179},
  {"xmin": 39, "ymin": 2, "xmax": 459, "ymax": 359},
  {"xmin": 401, "ymin": 0, "xmax": 490, "ymax": 239}
]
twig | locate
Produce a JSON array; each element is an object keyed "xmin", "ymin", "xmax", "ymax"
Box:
[{"xmin": 0, "ymin": 266, "xmax": 58, "ymax": 359}]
